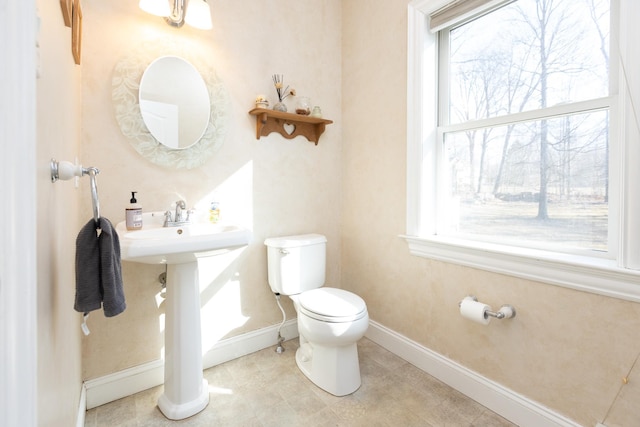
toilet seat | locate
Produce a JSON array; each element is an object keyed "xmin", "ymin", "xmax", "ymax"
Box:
[{"xmin": 298, "ymin": 288, "xmax": 367, "ymax": 323}]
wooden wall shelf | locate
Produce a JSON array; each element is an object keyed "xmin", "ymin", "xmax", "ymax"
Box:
[{"xmin": 248, "ymin": 108, "xmax": 333, "ymax": 145}]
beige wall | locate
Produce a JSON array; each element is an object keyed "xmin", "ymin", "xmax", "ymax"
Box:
[
  {"xmin": 79, "ymin": 0, "xmax": 343, "ymax": 379},
  {"xmin": 35, "ymin": 0, "xmax": 83, "ymax": 425},
  {"xmin": 341, "ymin": 1, "xmax": 640, "ymax": 427}
]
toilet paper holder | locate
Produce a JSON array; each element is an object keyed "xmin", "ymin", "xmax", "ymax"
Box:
[{"xmin": 459, "ymin": 296, "xmax": 516, "ymax": 319}]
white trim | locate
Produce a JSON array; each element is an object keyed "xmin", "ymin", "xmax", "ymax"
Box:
[
  {"xmin": 85, "ymin": 359, "xmax": 164, "ymax": 410},
  {"xmin": 438, "ymin": 96, "xmax": 613, "ymax": 134},
  {"xmin": 76, "ymin": 385, "xmax": 87, "ymax": 427},
  {"xmin": 402, "ymin": 235, "xmax": 640, "ymax": 302},
  {"xmin": 365, "ymin": 320, "xmax": 581, "ymax": 427},
  {"xmin": 407, "ymin": 1, "xmax": 438, "ymax": 236},
  {"xmin": 619, "ymin": 0, "xmax": 640, "ymax": 270},
  {"xmin": 84, "ymin": 319, "xmax": 299, "ymax": 409},
  {"xmin": 0, "ymin": 1, "xmax": 38, "ymax": 426},
  {"xmin": 202, "ymin": 319, "xmax": 299, "ymax": 368},
  {"xmin": 429, "ymin": 0, "xmax": 513, "ymax": 33}
]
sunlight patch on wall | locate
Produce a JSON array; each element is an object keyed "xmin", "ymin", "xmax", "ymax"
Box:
[
  {"xmin": 194, "ymin": 161, "xmax": 254, "ymax": 230},
  {"xmin": 198, "ymin": 247, "xmax": 250, "ymax": 353}
]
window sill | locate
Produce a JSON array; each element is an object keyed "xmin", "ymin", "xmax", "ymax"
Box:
[{"xmin": 401, "ymin": 234, "xmax": 640, "ymax": 302}]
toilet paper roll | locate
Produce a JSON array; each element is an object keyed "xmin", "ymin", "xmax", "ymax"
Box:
[{"xmin": 460, "ymin": 298, "xmax": 491, "ymax": 325}]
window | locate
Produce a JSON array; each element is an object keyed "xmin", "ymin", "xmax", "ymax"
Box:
[
  {"xmin": 442, "ymin": 0, "xmax": 610, "ymax": 254},
  {"xmin": 406, "ymin": 0, "xmax": 640, "ymax": 301}
]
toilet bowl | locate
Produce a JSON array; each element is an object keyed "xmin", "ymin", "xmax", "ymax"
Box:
[
  {"xmin": 264, "ymin": 234, "xmax": 369, "ymax": 396},
  {"xmin": 293, "ymin": 288, "xmax": 369, "ymax": 396}
]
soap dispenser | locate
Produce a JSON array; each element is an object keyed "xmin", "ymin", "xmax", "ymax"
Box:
[{"xmin": 126, "ymin": 191, "xmax": 143, "ymax": 230}]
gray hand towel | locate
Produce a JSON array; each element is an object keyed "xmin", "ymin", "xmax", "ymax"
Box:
[
  {"xmin": 74, "ymin": 219, "xmax": 102, "ymax": 313},
  {"xmin": 99, "ymin": 218, "xmax": 126, "ymax": 317},
  {"xmin": 74, "ymin": 217, "xmax": 126, "ymax": 317}
]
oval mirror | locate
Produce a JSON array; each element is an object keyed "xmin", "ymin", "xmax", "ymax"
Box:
[{"xmin": 138, "ymin": 56, "xmax": 210, "ymax": 150}]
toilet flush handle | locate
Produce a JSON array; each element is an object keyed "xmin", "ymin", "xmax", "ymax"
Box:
[{"xmin": 279, "ymin": 249, "xmax": 289, "ymax": 255}]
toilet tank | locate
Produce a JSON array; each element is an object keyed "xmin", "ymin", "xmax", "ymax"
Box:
[{"xmin": 264, "ymin": 234, "xmax": 327, "ymax": 295}]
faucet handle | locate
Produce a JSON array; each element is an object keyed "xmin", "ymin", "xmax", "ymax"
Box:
[{"xmin": 163, "ymin": 210, "xmax": 173, "ymax": 227}]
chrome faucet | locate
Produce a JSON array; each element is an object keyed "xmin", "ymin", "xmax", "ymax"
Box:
[
  {"xmin": 163, "ymin": 200, "xmax": 191, "ymax": 227},
  {"xmin": 175, "ymin": 200, "xmax": 186, "ymax": 223}
]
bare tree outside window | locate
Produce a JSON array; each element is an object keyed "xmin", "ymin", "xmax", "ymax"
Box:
[{"xmin": 441, "ymin": 0, "xmax": 610, "ymax": 253}]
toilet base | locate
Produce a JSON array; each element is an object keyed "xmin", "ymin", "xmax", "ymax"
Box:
[{"xmin": 295, "ymin": 339, "xmax": 362, "ymax": 396}]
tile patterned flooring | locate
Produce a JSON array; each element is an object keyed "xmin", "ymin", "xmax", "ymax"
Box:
[{"xmin": 84, "ymin": 338, "xmax": 516, "ymax": 427}]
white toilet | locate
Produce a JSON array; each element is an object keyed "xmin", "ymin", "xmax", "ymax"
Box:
[{"xmin": 264, "ymin": 234, "xmax": 369, "ymax": 396}]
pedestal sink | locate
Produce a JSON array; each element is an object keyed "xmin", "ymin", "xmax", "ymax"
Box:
[{"xmin": 116, "ymin": 212, "xmax": 251, "ymax": 420}]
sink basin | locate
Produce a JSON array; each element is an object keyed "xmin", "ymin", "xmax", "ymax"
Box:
[
  {"xmin": 114, "ymin": 211, "xmax": 251, "ymax": 420},
  {"xmin": 116, "ymin": 211, "xmax": 251, "ymax": 264}
]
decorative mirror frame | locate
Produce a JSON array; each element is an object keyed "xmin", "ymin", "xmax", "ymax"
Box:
[{"xmin": 112, "ymin": 40, "xmax": 230, "ymax": 169}]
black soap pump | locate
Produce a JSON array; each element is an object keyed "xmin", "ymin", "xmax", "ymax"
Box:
[{"xmin": 125, "ymin": 191, "xmax": 143, "ymax": 230}]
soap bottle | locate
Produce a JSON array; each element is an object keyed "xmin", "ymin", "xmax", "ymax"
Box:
[
  {"xmin": 126, "ymin": 191, "xmax": 143, "ymax": 230},
  {"xmin": 209, "ymin": 200, "xmax": 220, "ymax": 224}
]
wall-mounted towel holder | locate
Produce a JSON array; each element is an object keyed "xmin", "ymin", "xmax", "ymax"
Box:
[{"xmin": 50, "ymin": 158, "xmax": 101, "ymax": 225}]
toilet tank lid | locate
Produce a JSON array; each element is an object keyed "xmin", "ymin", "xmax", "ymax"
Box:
[{"xmin": 264, "ymin": 234, "xmax": 327, "ymax": 248}]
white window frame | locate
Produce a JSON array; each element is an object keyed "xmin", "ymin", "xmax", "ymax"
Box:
[{"xmin": 404, "ymin": 0, "xmax": 640, "ymax": 302}]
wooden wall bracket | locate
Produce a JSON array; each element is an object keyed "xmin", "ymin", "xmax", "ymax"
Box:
[{"xmin": 248, "ymin": 108, "xmax": 333, "ymax": 145}]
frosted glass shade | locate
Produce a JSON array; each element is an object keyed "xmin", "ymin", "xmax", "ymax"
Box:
[{"xmin": 185, "ymin": 0, "xmax": 213, "ymax": 30}]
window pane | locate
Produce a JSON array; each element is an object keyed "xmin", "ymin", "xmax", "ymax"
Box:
[
  {"xmin": 441, "ymin": 111, "xmax": 609, "ymax": 253},
  {"xmin": 448, "ymin": 0, "xmax": 610, "ymax": 124}
]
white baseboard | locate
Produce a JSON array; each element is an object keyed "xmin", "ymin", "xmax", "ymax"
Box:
[
  {"xmin": 202, "ymin": 319, "xmax": 298, "ymax": 368},
  {"xmin": 365, "ymin": 320, "xmax": 581, "ymax": 427},
  {"xmin": 84, "ymin": 319, "xmax": 299, "ymax": 410},
  {"xmin": 85, "ymin": 359, "xmax": 165, "ymax": 410}
]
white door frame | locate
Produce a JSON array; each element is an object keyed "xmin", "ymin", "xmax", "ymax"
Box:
[{"xmin": 0, "ymin": 1, "xmax": 38, "ymax": 426}]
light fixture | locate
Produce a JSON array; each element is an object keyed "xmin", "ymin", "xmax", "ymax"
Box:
[
  {"xmin": 185, "ymin": 0, "xmax": 213, "ymax": 30},
  {"xmin": 139, "ymin": 0, "xmax": 212, "ymax": 30}
]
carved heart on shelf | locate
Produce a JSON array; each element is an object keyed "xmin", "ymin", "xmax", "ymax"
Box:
[{"xmin": 283, "ymin": 123, "xmax": 296, "ymax": 135}]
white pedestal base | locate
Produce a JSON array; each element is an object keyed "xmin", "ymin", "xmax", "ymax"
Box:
[
  {"xmin": 158, "ymin": 379, "xmax": 209, "ymax": 420},
  {"xmin": 159, "ymin": 262, "xmax": 209, "ymax": 420}
]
